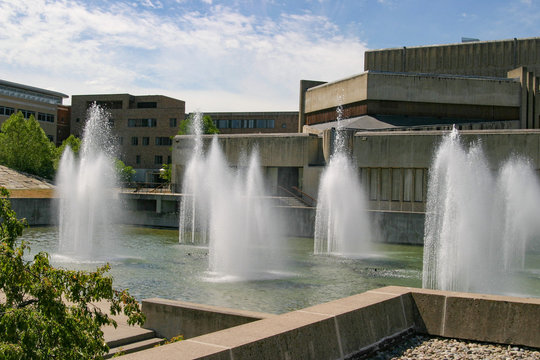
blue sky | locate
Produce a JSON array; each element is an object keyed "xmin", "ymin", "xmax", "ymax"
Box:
[{"xmin": 1, "ymin": 0, "xmax": 538, "ymax": 112}]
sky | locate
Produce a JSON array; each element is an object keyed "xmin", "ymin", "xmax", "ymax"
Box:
[{"xmin": 0, "ymin": 0, "xmax": 538, "ymax": 112}]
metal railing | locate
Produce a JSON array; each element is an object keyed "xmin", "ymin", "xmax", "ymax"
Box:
[{"xmin": 277, "ymin": 186, "xmax": 317, "ymax": 207}]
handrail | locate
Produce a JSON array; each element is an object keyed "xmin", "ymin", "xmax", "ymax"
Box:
[
  {"xmin": 277, "ymin": 185, "xmax": 316, "ymax": 207},
  {"xmin": 291, "ymin": 186, "xmax": 317, "ymax": 206}
]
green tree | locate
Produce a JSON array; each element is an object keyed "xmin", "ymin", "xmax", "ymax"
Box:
[
  {"xmin": 0, "ymin": 112, "xmax": 55, "ymax": 179},
  {"xmin": 54, "ymin": 135, "xmax": 82, "ymax": 170},
  {"xmin": 0, "ymin": 187, "xmax": 145, "ymax": 359},
  {"xmin": 115, "ymin": 159, "xmax": 136, "ymax": 184},
  {"xmin": 159, "ymin": 163, "xmax": 171, "ymax": 183},
  {"xmin": 178, "ymin": 114, "xmax": 219, "ymax": 135}
]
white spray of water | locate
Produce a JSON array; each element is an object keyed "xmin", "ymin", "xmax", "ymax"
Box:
[
  {"xmin": 423, "ymin": 127, "xmax": 540, "ymax": 294},
  {"xmin": 178, "ymin": 113, "xmax": 285, "ymax": 280},
  {"xmin": 56, "ymin": 104, "xmax": 118, "ymax": 258},
  {"xmin": 314, "ymin": 104, "xmax": 372, "ymax": 256}
]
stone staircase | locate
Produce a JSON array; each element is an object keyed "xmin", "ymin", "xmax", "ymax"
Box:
[
  {"xmin": 276, "ymin": 196, "xmax": 309, "ymax": 207},
  {"xmin": 105, "ymin": 328, "xmax": 164, "ymax": 358}
]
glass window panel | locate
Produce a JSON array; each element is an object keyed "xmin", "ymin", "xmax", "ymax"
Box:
[
  {"xmin": 414, "ymin": 169, "xmax": 424, "ymax": 202},
  {"xmin": 369, "ymin": 169, "xmax": 378, "ymax": 200},
  {"xmin": 403, "ymin": 168, "xmax": 413, "ymax": 202},
  {"xmin": 381, "ymin": 169, "xmax": 390, "ymax": 201},
  {"xmin": 392, "ymin": 168, "xmax": 401, "ymax": 201}
]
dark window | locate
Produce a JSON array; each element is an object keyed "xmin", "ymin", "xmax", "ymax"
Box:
[
  {"xmin": 37, "ymin": 112, "xmax": 55, "ymax": 122},
  {"xmin": 142, "ymin": 137, "xmax": 150, "ymax": 146},
  {"xmin": 167, "ymin": 155, "xmax": 171, "ymax": 164},
  {"xmin": 128, "ymin": 118, "xmax": 157, "ymax": 127},
  {"xmin": 231, "ymin": 120, "xmax": 241, "ymax": 129},
  {"xmin": 131, "ymin": 137, "xmax": 138, "ymax": 146},
  {"xmin": 136, "ymin": 155, "xmax": 141, "ymax": 164},
  {"xmin": 19, "ymin": 109, "xmax": 36, "ymax": 119},
  {"xmin": 0, "ymin": 106, "xmax": 15, "ymax": 116},
  {"xmin": 47, "ymin": 135, "xmax": 54, "ymax": 142},
  {"xmin": 169, "ymin": 118, "xmax": 177, "ymax": 127},
  {"xmin": 88, "ymin": 100, "xmax": 122, "ymax": 109},
  {"xmin": 137, "ymin": 102, "xmax": 157, "ymax": 108},
  {"xmin": 217, "ymin": 120, "xmax": 229, "ymax": 129},
  {"xmin": 155, "ymin": 137, "xmax": 172, "ymax": 146},
  {"xmin": 154, "ymin": 155, "xmax": 163, "ymax": 164}
]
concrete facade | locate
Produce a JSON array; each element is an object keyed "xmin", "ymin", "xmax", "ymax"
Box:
[
  {"xmin": 301, "ymin": 71, "xmax": 521, "ymax": 129},
  {"xmin": 364, "ymin": 37, "xmax": 540, "ymax": 78},
  {"xmin": 122, "ymin": 286, "xmax": 540, "ymax": 359},
  {"xmin": 71, "ymin": 94, "xmax": 185, "ymax": 182},
  {"xmin": 0, "ymin": 79, "xmax": 68, "ymax": 144}
]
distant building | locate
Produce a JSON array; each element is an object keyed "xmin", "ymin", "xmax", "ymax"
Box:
[
  {"xmin": 300, "ymin": 37, "xmax": 540, "ymax": 132},
  {"xmin": 200, "ymin": 111, "xmax": 298, "ymax": 134},
  {"xmin": 71, "ymin": 94, "xmax": 185, "ymax": 183},
  {"xmin": 0, "ymin": 79, "xmax": 68, "ymax": 144}
]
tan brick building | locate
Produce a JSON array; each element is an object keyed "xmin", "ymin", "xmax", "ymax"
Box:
[
  {"xmin": 0, "ymin": 79, "xmax": 68, "ymax": 144},
  {"xmin": 203, "ymin": 111, "xmax": 298, "ymax": 134},
  {"xmin": 71, "ymin": 94, "xmax": 185, "ymax": 183}
]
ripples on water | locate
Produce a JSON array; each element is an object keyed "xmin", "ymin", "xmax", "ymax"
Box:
[{"xmin": 21, "ymin": 225, "xmax": 425, "ymax": 314}]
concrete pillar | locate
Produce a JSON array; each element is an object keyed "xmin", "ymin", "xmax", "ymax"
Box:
[
  {"xmin": 298, "ymin": 80, "xmax": 327, "ymax": 131},
  {"xmin": 528, "ymin": 71, "xmax": 535, "ymax": 129}
]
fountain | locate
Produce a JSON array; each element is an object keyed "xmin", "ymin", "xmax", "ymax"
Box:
[
  {"xmin": 56, "ymin": 104, "xmax": 119, "ymax": 258},
  {"xmin": 314, "ymin": 106, "xmax": 373, "ymax": 256},
  {"xmin": 179, "ymin": 113, "xmax": 285, "ymax": 280},
  {"xmin": 423, "ymin": 127, "xmax": 540, "ymax": 295}
]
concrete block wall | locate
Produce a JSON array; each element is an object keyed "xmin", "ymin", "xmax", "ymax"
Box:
[{"xmin": 123, "ymin": 286, "xmax": 540, "ymax": 359}]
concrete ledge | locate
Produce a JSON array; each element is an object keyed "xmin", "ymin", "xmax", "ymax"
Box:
[
  {"xmin": 123, "ymin": 287, "xmax": 540, "ymax": 359},
  {"xmin": 141, "ymin": 298, "xmax": 274, "ymax": 340}
]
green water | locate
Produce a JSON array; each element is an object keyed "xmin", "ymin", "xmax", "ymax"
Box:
[{"xmin": 21, "ymin": 226, "xmax": 424, "ymax": 314}]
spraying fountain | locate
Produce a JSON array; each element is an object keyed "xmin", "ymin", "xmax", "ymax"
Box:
[
  {"xmin": 423, "ymin": 127, "xmax": 540, "ymax": 295},
  {"xmin": 314, "ymin": 105, "xmax": 373, "ymax": 256},
  {"xmin": 179, "ymin": 113, "xmax": 285, "ymax": 280},
  {"xmin": 56, "ymin": 104, "xmax": 119, "ymax": 258}
]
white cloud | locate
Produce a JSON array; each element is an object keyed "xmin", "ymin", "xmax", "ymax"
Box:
[{"xmin": 0, "ymin": 0, "xmax": 367, "ymax": 112}]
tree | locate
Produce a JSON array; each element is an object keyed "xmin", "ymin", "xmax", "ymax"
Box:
[
  {"xmin": 0, "ymin": 112, "xmax": 55, "ymax": 179},
  {"xmin": 159, "ymin": 163, "xmax": 171, "ymax": 183},
  {"xmin": 115, "ymin": 159, "xmax": 136, "ymax": 184},
  {"xmin": 178, "ymin": 114, "xmax": 219, "ymax": 135},
  {"xmin": 0, "ymin": 187, "xmax": 145, "ymax": 359},
  {"xmin": 54, "ymin": 135, "xmax": 82, "ymax": 170}
]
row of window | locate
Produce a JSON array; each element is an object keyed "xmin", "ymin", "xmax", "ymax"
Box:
[
  {"xmin": 37, "ymin": 112, "xmax": 55, "ymax": 122},
  {"xmin": 359, "ymin": 167, "xmax": 426, "ymax": 203},
  {"xmin": 128, "ymin": 118, "xmax": 157, "ymax": 127},
  {"xmin": 0, "ymin": 85, "xmax": 63, "ymax": 105},
  {"xmin": 126, "ymin": 136, "xmax": 172, "ymax": 146},
  {"xmin": 134, "ymin": 155, "xmax": 171, "ymax": 165},
  {"xmin": 0, "ymin": 106, "xmax": 15, "ymax": 116},
  {"xmin": 214, "ymin": 119, "xmax": 275, "ymax": 129}
]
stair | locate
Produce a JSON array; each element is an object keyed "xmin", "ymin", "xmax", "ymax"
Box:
[
  {"xmin": 105, "ymin": 329, "xmax": 165, "ymax": 358},
  {"xmin": 276, "ymin": 196, "xmax": 308, "ymax": 207}
]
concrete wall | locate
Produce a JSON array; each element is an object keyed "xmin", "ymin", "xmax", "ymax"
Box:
[
  {"xmin": 10, "ymin": 198, "xmax": 54, "ymax": 226},
  {"xmin": 364, "ymin": 37, "xmax": 540, "ymax": 78},
  {"xmin": 142, "ymin": 298, "xmax": 274, "ymax": 340},
  {"xmin": 124, "ymin": 286, "xmax": 540, "ymax": 359}
]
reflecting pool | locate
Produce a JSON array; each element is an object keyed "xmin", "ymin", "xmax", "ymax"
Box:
[{"xmin": 22, "ymin": 226, "xmax": 424, "ymax": 314}]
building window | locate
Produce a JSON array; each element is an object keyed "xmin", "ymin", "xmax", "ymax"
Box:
[
  {"xmin": 0, "ymin": 106, "xmax": 15, "ymax": 116},
  {"xmin": 403, "ymin": 169, "xmax": 413, "ymax": 202},
  {"xmin": 369, "ymin": 168, "xmax": 378, "ymax": 201},
  {"xmin": 414, "ymin": 169, "xmax": 425, "ymax": 202},
  {"xmin": 169, "ymin": 118, "xmax": 177, "ymax": 127},
  {"xmin": 47, "ymin": 135, "xmax": 54, "ymax": 142},
  {"xmin": 88, "ymin": 100, "xmax": 123, "ymax": 109},
  {"xmin": 128, "ymin": 118, "xmax": 157, "ymax": 127},
  {"xmin": 136, "ymin": 102, "xmax": 157, "ymax": 108},
  {"xmin": 136, "ymin": 155, "xmax": 141, "ymax": 164},
  {"xmin": 142, "ymin": 137, "xmax": 150, "ymax": 146},
  {"xmin": 167, "ymin": 155, "xmax": 171, "ymax": 164},
  {"xmin": 131, "ymin": 137, "xmax": 138, "ymax": 146},
  {"xmin": 18, "ymin": 109, "xmax": 36, "ymax": 119},
  {"xmin": 155, "ymin": 155, "xmax": 163, "ymax": 164},
  {"xmin": 119, "ymin": 137, "xmax": 123, "ymax": 145},
  {"xmin": 155, "ymin": 137, "xmax": 172, "ymax": 146}
]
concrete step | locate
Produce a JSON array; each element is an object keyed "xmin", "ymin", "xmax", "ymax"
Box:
[
  {"xmin": 106, "ymin": 337, "xmax": 165, "ymax": 358},
  {"xmin": 106, "ymin": 327, "xmax": 156, "ymax": 349}
]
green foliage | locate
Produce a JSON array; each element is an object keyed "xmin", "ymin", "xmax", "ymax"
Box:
[
  {"xmin": 178, "ymin": 114, "xmax": 219, "ymax": 135},
  {"xmin": 0, "ymin": 187, "xmax": 145, "ymax": 359},
  {"xmin": 0, "ymin": 112, "xmax": 55, "ymax": 179},
  {"xmin": 54, "ymin": 135, "xmax": 82, "ymax": 170},
  {"xmin": 115, "ymin": 159, "xmax": 136, "ymax": 184},
  {"xmin": 159, "ymin": 163, "xmax": 172, "ymax": 182}
]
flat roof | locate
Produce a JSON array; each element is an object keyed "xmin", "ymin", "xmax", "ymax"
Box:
[{"xmin": 0, "ymin": 79, "xmax": 68, "ymax": 99}]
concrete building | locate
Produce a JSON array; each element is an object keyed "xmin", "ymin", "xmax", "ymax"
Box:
[
  {"xmin": 0, "ymin": 79, "xmax": 68, "ymax": 144},
  {"xmin": 71, "ymin": 94, "xmax": 185, "ymax": 183},
  {"xmin": 203, "ymin": 111, "xmax": 298, "ymax": 134},
  {"xmin": 299, "ymin": 37, "xmax": 539, "ymax": 132}
]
